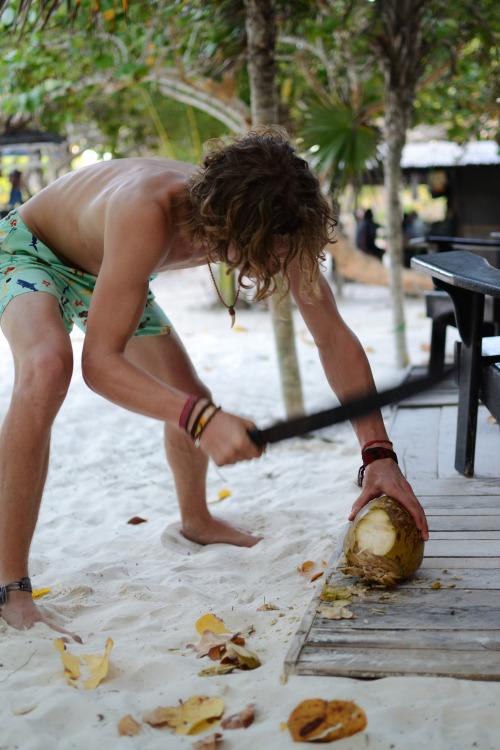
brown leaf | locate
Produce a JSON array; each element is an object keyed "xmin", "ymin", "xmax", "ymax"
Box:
[
  {"xmin": 288, "ymin": 699, "xmax": 367, "ymax": 742},
  {"xmin": 221, "ymin": 703, "xmax": 255, "ymax": 730},
  {"xmin": 257, "ymin": 602, "xmax": 280, "ymax": 611},
  {"xmin": 127, "ymin": 516, "xmax": 147, "ymax": 525},
  {"xmin": 117, "ymin": 715, "xmax": 142, "ymax": 737},
  {"xmin": 297, "ymin": 560, "xmax": 327, "ymax": 583},
  {"xmin": 187, "ymin": 631, "xmax": 233, "ymax": 659},
  {"xmin": 192, "ymin": 733, "xmax": 223, "ymax": 750}
]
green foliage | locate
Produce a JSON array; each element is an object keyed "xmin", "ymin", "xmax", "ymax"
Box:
[{"xmin": 301, "ymin": 99, "xmax": 381, "ymax": 190}]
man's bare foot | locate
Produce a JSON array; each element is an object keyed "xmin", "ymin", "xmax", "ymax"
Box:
[
  {"xmin": 1, "ymin": 591, "xmax": 82, "ymax": 643},
  {"xmin": 181, "ymin": 515, "xmax": 262, "ymax": 547}
]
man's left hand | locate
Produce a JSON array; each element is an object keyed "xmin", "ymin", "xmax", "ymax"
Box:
[{"xmin": 349, "ymin": 459, "xmax": 429, "ymax": 541}]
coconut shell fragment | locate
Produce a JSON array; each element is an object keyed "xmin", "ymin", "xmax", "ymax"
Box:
[{"xmin": 342, "ymin": 495, "xmax": 424, "ymax": 586}]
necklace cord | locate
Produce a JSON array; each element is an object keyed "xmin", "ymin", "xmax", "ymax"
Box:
[{"xmin": 208, "ymin": 262, "xmax": 240, "ymax": 327}]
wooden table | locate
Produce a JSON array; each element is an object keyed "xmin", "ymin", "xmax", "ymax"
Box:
[{"xmin": 411, "ymin": 250, "xmax": 500, "ymax": 476}]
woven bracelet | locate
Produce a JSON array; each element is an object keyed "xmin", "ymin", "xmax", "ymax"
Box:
[
  {"xmin": 357, "ymin": 446, "xmax": 398, "ymax": 487},
  {"xmin": 0, "ymin": 577, "xmax": 32, "ymax": 608},
  {"xmin": 179, "ymin": 395, "xmax": 202, "ymax": 432},
  {"xmin": 190, "ymin": 402, "xmax": 221, "ymax": 445}
]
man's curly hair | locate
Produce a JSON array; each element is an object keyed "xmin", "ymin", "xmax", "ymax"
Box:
[{"xmin": 180, "ymin": 127, "xmax": 336, "ymax": 301}]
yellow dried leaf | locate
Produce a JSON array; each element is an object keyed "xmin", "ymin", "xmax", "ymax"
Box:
[
  {"xmin": 297, "ymin": 560, "xmax": 327, "ymax": 583},
  {"xmin": 288, "ymin": 699, "xmax": 367, "ymax": 743},
  {"xmin": 32, "ymin": 588, "xmax": 51, "ymax": 600},
  {"xmin": 54, "ymin": 638, "xmax": 113, "ymax": 690},
  {"xmin": 430, "ymin": 581, "xmax": 442, "ymax": 589},
  {"xmin": 144, "ymin": 696, "xmax": 225, "ymax": 735},
  {"xmin": 223, "ymin": 641, "xmax": 261, "ymax": 670},
  {"xmin": 233, "ymin": 326, "xmax": 247, "ymax": 332},
  {"xmin": 54, "ymin": 639, "xmax": 81, "ymax": 681},
  {"xmin": 196, "ymin": 614, "xmax": 231, "ymax": 636},
  {"xmin": 218, "ymin": 489, "xmax": 231, "ymax": 500},
  {"xmin": 257, "ymin": 602, "xmax": 280, "ymax": 611},
  {"xmin": 198, "ymin": 664, "xmax": 237, "ymax": 677},
  {"xmin": 117, "ymin": 714, "xmax": 142, "ymax": 736},
  {"xmin": 82, "ymin": 638, "xmax": 114, "ymax": 690},
  {"xmin": 319, "ymin": 585, "xmax": 353, "ymax": 602}
]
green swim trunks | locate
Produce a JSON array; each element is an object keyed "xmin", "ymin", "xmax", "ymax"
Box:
[{"xmin": 0, "ymin": 208, "xmax": 173, "ymax": 337}]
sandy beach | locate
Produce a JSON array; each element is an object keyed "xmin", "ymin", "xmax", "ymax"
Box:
[{"xmin": 1, "ymin": 265, "xmax": 499, "ymax": 749}]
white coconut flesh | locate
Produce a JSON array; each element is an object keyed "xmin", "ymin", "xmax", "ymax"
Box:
[{"xmin": 355, "ymin": 509, "xmax": 397, "ymax": 556}]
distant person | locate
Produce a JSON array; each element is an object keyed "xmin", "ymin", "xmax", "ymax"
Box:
[
  {"xmin": 8, "ymin": 170, "xmax": 23, "ymax": 207},
  {"xmin": 355, "ymin": 209, "xmax": 384, "ymax": 261}
]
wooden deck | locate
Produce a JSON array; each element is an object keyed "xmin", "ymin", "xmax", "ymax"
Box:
[{"xmin": 285, "ymin": 367, "xmax": 500, "ymax": 680}]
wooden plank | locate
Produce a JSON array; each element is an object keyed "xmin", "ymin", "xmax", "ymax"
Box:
[
  {"xmin": 389, "ymin": 407, "xmax": 440, "ymax": 478},
  {"xmin": 424, "ymin": 539, "xmax": 499, "ymax": 556},
  {"xmin": 420, "ymin": 496, "xmax": 500, "ymax": 509},
  {"xmin": 429, "ymin": 531, "xmax": 500, "ymax": 539},
  {"xmin": 306, "ymin": 629, "xmax": 500, "ymax": 650},
  {"xmin": 413, "ymin": 478, "xmax": 500, "ymax": 495},
  {"xmin": 291, "ymin": 647, "xmax": 500, "ymax": 680},
  {"xmin": 429, "ymin": 516, "xmax": 500, "ymax": 529},
  {"xmin": 420, "ymin": 556, "xmax": 500, "ymax": 569},
  {"xmin": 426, "ymin": 507, "xmax": 500, "ymax": 515}
]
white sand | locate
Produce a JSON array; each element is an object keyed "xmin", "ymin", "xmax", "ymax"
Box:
[{"xmin": 1, "ymin": 267, "xmax": 498, "ymax": 749}]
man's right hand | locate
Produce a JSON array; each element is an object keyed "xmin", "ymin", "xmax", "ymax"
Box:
[
  {"xmin": 1, "ymin": 591, "xmax": 82, "ymax": 643},
  {"xmin": 198, "ymin": 410, "xmax": 264, "ymax": 466}
]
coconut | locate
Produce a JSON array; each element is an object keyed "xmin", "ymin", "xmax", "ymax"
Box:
[{"xmin": 342, "ymin": 495, "xmax": 424, "ymax": 586}]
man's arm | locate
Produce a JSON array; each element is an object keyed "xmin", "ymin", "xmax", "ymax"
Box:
[
  {"xmin": 290, "ymin": 268, "xmax": 428, "ymax": 539},
  {"xmin": 81, "ymin": 201, "xmax": 262, "ymax": 466}
]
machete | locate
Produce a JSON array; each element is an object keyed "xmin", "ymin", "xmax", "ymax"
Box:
[{"xmin": 248, "ymin": 366, "xmax": 454, "ymax": 447}]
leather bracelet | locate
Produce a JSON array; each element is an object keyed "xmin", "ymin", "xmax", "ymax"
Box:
[
  {"xmin": 358, "ymin": 446, "xmax": 398, "ymax": 487},
  {"xmin": 0, "ymin": 577, "xmax": 32, "ymax": 608}
]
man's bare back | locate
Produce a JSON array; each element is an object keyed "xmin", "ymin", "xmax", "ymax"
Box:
[{"xmin": 19, "ymin": 158, "xmax": 202, "ymax": 276}]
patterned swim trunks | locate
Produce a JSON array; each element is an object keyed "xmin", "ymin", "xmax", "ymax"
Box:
[{"xmin": 0, "ymin": 208, "xmax": 173, "ymax": 337}]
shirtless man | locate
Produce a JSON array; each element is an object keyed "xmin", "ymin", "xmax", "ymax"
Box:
[{"xmin": 0, "ymin": 128, "xmax": 428, "ymax": 641}]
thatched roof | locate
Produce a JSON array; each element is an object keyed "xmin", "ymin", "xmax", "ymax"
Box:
[
  {"xmin": 0, "ymin": 129, "xmax": 65, "ymax": 146},
  {"xmin": 401, "ymin": 140, "xmax": 500, "ymax": 169}
]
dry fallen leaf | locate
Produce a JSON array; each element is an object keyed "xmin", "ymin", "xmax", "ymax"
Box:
[
  {"xmin": 127, "ymin": 516, "xmax": 147, "ymax": 525},
  {"xmin": 117, "ymin": 714, "xmax": 142, "ymax": 737},
  {"xmin": 54, "ymin": 638, "xmax": 113, "ymax": 690},
  {"xmin": 288, "ymin": 698, "xmax": 367, "ymax": 743},
  {"xmin": 319, "ymin": 585, "xmax": 353, "ymax": 602},
  {"xmin": 208, "ymin": 489, "xmax": 232, "ymax": 505},
  {"xmin": 196, "ymin": 614, "xmax": 231, "ymax": 636},
  {"xmin": 143, "ymin": 696, "xmax": 225, "ymax": 735},
  {"xmin": 257, "ymin": 602, "xmax": 280, "ymax": 611},
  {"xmin": 198, "ymin": 663, "xmax": 237, "ymax": 677},
  {"xmin": 192, "ymin": 733, "xmax": 223, "ymax": 750},
  {"xmin": 297, "ymin": 560, "xmax": 327, "ymax": 583},
  {"xmin": 222, "ymin": 641, "xmax": 261, "ymax": 670},
  {"xmin": 187, "ymin": 630, "xmax": 233, "ymax": 660},
  {"xmin": 221, "ymin": 703, "xmax": 255, "ymax": 730},
  {"xmin": 31, "ymin": 588, "xmax": 51, "ymax": 600},
  {"xmin": 316, "ymin": 604, "xmax": 355, "ymax": 620}
]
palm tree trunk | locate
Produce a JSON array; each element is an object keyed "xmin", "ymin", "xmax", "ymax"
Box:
[
  {"xmin": 245, "ymin": 0, "xmax": 304, "ymax": 416},
  {"xmin": 383, "ymin": 89, "xmax": 409, "ymax": 368}
]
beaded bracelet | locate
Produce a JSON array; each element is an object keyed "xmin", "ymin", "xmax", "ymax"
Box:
[
  {"xmin": 357, "ymin": 446, "xmax": 398, "ymax": 487},
  {"xmin": 0, "ymin": 577, "xmax": 32, "ymax": 608},
  {"xmin": 190, "ymin": 402, "xmax": 221, "ymax": 446}
]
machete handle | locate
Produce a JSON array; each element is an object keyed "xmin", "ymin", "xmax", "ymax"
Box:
[{"xmin": 247, "ymin": 428, "xmax": 266, "ymax": 447}]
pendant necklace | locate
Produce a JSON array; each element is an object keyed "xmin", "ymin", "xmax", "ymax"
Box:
[{"xmin": 207, "ymin": 261, "xmax": 240, "ymax": 328}]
